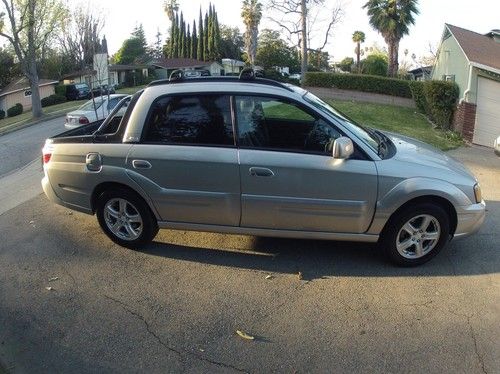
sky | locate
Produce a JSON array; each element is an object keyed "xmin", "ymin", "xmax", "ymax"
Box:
[{"xmin": 4, "ymin": 0, "xmax": 500, "ymax": 67}]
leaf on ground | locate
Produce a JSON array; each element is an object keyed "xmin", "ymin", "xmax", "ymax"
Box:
[
  {"xmin": 48, "ymin": 277, "xmax": 59, "ymax": 282},
  {"xmin": 297, "ymin": 271, "xmax": 303, "ymax": 280},
  {"xmin": 45, "ymin": 286, "xmax": 53, "ymax": 291},
  {"xmin": 236, "ymin": 330, "xmax": 255, "ymax": 340},
  {"xmin": 265, "ymin": 275, "xmax": 273, "ymax": 280}
]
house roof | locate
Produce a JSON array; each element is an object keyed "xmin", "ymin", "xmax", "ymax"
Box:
[
  {"xmin": 61, "ymin": 69, "xmax": 96, "ymax": 80},
  {"xmin": 152, "ymin": 58, "xmax": 219, "ymax": 70},
  {"xmin": 446, "ymin": 24, "xmax": 500, "ymax": 72},
  {"xmin": 109, "ymin": 64, "xmax": 148, "ymax": 72},
  {"xmin": 0, "ymin": 77, "xmax": 59, "ymax": 98}
]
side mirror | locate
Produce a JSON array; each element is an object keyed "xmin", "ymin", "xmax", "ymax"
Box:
[{"xmin": 332, "ymin": 137, "xmax": 354, "ymax": 159}]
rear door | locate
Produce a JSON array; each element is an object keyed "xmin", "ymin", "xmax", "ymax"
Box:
[
  {"xmin": 235, "ymin": 95, "xmax": 377, "ymax": 233},
  {"xmin": 126, "ymin": 94, "xmax": 241, "ymax": 226}
]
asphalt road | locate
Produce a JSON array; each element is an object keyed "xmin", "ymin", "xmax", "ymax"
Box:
[
  {"xmin": 0, "ymin": 116, "xmax": 65, "ymax": 177},
  {"xmin": 0, "ymin": 120, "xmax": 499, "ymax": 372}
]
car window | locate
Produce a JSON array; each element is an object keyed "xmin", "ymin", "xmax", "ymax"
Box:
[
  {"xmin": 98, "ymin": 96, "xmax": 131, "ymax": 135},
  {"xmin": 235, "ymin": 95, "xmax": 341, "ymax": 154},
  {"xmin": 143, "ymin": 94, "xmax": 234, "ymax": 146},
  {"xmin": 76, "ymin": 84, "xmax": 88, "ymax": 89},
  {"xmin": 107, "ymin": 97, "xmax": 121, "ymax": 110},
  {"xmin": 79, "ymin": 98, "xmax": 104, "ymax": 111}
]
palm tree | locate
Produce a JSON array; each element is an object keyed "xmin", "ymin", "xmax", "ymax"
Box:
[
  {"xmin": 241, "ymin": 0, "xmax": 262, "ymax": 66},
  {"xmin": 363, "ymin": 0, "xmax": 419, "ymax": 77},
  {"xmin": 164, "ymin": 0, "xmax": 179, "ymax": 21},
  {"xmin": 352, "ymin": 31, "xmax": 365, "ymax": 73}
]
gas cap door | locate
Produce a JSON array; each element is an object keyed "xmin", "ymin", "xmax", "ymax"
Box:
[{"xmin": 86, "ymin": 152, "xmax": 102, "ymax": 172}]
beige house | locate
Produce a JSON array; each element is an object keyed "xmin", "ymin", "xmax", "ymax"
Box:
[
  {"xmin": 432, "ymin": 24, "xmax": 500, "ymax": 146},
  {"xmin": 0, "ymin": 78, "xmax": 58, "ymax": 114}
]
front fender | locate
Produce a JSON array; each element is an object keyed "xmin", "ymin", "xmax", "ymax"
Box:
[{"xmin": 367, "ymin": 177, "xmax": 472, "ymax": 235}]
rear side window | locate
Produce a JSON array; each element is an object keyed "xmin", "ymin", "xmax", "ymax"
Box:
[{"xmin": 143, "ymin": 94, "xmax": 234, "ymax": 146}]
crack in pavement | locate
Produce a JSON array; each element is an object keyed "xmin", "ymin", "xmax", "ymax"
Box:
[
  {"xmin": 466, "ymin": 315, "xmax": 488, "ymax": 374},
  {"xmin": 104, "ymin": 295, "xmax": 249, "ymax": 373}
]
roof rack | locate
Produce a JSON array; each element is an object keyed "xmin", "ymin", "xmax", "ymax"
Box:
[{"xmin": 147, "ymin": 68, "xmax": 294, "ymax": 92}]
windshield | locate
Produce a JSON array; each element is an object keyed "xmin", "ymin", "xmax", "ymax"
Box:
[
  {"xmin": 79, "ymin": 98, "xmax": 104, "ymax": 111},
  {"xmin": 75, "ymin": 84, "xmax": 88, "ymax": 89},
  {"xmin": 303, "ymin": 92, "xmax": 379, "ymax": 152}
]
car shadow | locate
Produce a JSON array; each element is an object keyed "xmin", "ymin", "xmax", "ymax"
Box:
[{"xmin": 134, "ymin": 200, "xmax": 500, "ymax": 280}]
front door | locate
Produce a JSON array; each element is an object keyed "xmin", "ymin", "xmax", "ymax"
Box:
[
  {"xmin": 235, "ymin": 95, "xmax": 377, "ymax": 233},
  {"xmin": 127, "ymin": 94, "xmax": 240, "ymax": 226}
]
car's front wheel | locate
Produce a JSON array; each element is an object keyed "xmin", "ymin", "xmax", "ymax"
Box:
[
  {"xmin": 96, "ymin": 188, "xmax": 158, "ymax": 248},
  {"xmin": 381, "ymin": 203, "xmax": 450, "ymax": 266}
]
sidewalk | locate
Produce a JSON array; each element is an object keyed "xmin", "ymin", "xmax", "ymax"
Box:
[{"xmin": 0, "ymin": 159, "xmax": 43, "ymax": 216}]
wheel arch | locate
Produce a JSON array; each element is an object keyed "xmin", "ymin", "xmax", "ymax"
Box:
[
  {"xmin": 382, "ymin": 195, "xmax": 458, "ymax": 237},
  {"xmin": 91, "ymin": 182, "xmax": 159, "ymax": 219}
]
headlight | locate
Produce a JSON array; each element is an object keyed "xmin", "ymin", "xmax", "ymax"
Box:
[{"xmin": 473, "ymin": 183, "xmax": 482, "ymax": 203}]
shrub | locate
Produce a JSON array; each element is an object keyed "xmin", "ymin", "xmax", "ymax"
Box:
[
  {"xmin": 338, "ymin": 57, "xmax": 354, "ymax": 73},
  {"xmin": 55, "ymin": 84, "xmax": 66, "ymax": 97},
  {"xmin": 7, "ymin": 103, "xmax": 23, "ymax": 117},
  {"xmin": 409, "ymin": 81, "xmax": 426, "ymax": 113},
  {"xmin": 0, "ymin": 109, "xmax": 5, "ymax": 120},
  {"xmin": 423, "ymin": 80, "xmax": 459, "ymax": 129},
  {"xmin": 409, "ymin": 80, "xmax": 459, "ymax": 129},
  {"xmin": 361, "ymin": 54, "xmax": 388, "ymax": 76},
  {"xmin": 41, "ymin": 94, "xmax": 67, "ymax": 107},
  {"xmin": 304, "ymin": 72, "xmax": 412, "ymax": 98}
]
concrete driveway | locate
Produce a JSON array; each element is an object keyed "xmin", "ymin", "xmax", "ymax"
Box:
[{"xmin": 0, "ymin": 145, "xmax": 498, "ymax": 373}]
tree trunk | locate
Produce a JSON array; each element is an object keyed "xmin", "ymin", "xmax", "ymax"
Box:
[
  {"xmin": 27, "ymin": 0, "xmax": 43, "ymax": 118},
  {"xmin": 392, "ymin": 39, "xmax": 400, "ymax": 78},
  {"xmin": 356, "ymin": 42, "xmax": 360, "ymax": 73},
  {"xmin": 386, "ymin": 39, "xmax": 394, "ymax": 77},
  {"xmin": 300, "ymin": 0, "xmax": 307, "ymax": 86},
  {"xmin": 27, "ymin": 62, "xmax": 43, "ymax": 118}
]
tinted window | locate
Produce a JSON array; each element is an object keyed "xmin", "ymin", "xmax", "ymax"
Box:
[
  {"xmin": 235, "ymin": 95, "xmax": 341, "ymax": 154},
  {"xmin": 144, "ymin": 95, "xmax": 234, "ymax": 146}
]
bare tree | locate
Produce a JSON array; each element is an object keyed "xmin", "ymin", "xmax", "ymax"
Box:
[
  {"xmin": 0, "ymin": 0, "xmax": 66, "ymax": 118},
  {"xmin": 59, "ymin": 4, "xmax": 105, "ymax": 71}
]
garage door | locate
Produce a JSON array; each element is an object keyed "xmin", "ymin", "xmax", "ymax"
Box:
[{"xmin": 473, "ymin": 77, "xmax": 500, "ymax": 147}]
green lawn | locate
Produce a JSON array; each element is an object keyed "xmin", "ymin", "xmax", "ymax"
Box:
[
  {"xmin": 0, "ymin": 99, "xmax": 86, "ymax": 131},
  {"xmin": 328, "ymin": 100, "xmax": 463, "ymax": 151},
  {"xmin": 116, "ymin": 85, "xmax": 145, "ymax": 95}
]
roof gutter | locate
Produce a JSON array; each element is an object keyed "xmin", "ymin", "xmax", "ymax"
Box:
[{"xmin": 460, "ymin": 63, "xmax": 473, "ymax": 103}]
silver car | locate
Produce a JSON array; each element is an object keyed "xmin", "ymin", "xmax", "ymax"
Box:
[{"xmin": 42, "ymin": 73, "xmax": 485, "ymax": 266}]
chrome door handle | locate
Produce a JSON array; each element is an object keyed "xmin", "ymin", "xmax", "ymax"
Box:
[
  {"xmin": 132, "ymin": 160, "xmax": 152, "ymax": 169},
  {"xmin": 249, "ymin": 167, "xmax": 274, "ymax": 177}
]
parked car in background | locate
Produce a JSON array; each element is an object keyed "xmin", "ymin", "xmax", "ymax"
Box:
[
  {"xmin": 64, "ymin": 94, "xmax": 127, "ymax": 129},
  {"xmin": 43, "ymin": 70, "xmax": 485, "ymax": 266},
  {"xmin": 184, "ymin": 70, "xmax": 211, "ymax": 77},
  {"xmin": 64, "ymin": 83, "xmax": 90, "ymax": 101},
  {"xmin": 495, "ymin": 135, "xmax": 500, "ymax": 156},
  {"xmin": 91, "ymin": 84, "xmax": 116, "ymax": 97}
]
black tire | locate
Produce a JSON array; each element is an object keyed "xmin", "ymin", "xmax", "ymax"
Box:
[
  {"xmin": 380, "ymin": 203, "xmax": 450, "ymax": 266},
  {"xmin": 96, "ymin": 188, "xmax": 159, "ymax": 248}
]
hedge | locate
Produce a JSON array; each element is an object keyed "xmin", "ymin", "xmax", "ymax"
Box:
[
  {"xmin": 304, "ymin": 72, "xmax": 412, "ymax": 98},
  {"xmin": 410, "ymin": 80, "xmax": 459, "ymax": 129},
  {"xmin": 41, "ymin": 94, "xmax": 67, "ymax": 108},
  {"xmin": 55, "ymin": 84, "xmax": 66, "ymax": 97},
  {"xmin": 7, "ymin": 103, "xmax": 23, "ymax": 117},
  {"xmin": 0, "ymin": 109, "xmax": 5, "ymax": 120}
]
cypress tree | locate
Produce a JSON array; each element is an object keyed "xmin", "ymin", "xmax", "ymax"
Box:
[
  {"xmin": 208, "ymin": 6, "xmax": 214, "ymax": 60},
  {"xmin": 204, "ymin": 11, "xmax": 209, "ymax": 60},
  {"xmin": 187, "ymin": 24, "xmax": 191, "ymax": 59},
  {"xmin": 179, "ymin": 12, "xmax": 185, "ymax": 58},
  {"xmin": 197, "ymin": 8, "xmax": 204, "ymax": 61},
  {"xmin": 173, "ymin": 13, "xmax": 179, "ymax": 57},
  {"xmin": 191, "ymin": 20, "xmax": 197, "ymax": 59},
  {"xmin": 213, "ymin": 10, "xmax": 221, "ymax": 60}
]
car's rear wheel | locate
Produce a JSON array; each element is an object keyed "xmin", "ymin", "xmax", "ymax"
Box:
[
  {"xmin": 381, "ymin": 203, "xmax": 450, "ymax": 266},
  {"xmin": 96, "ymin": 188, "xmax": 158, "ymax": 248}
]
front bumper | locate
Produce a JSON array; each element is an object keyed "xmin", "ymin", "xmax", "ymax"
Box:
[{"xmin": 453, "ymin": 201, "xmax": 486, "ymax": 239}]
